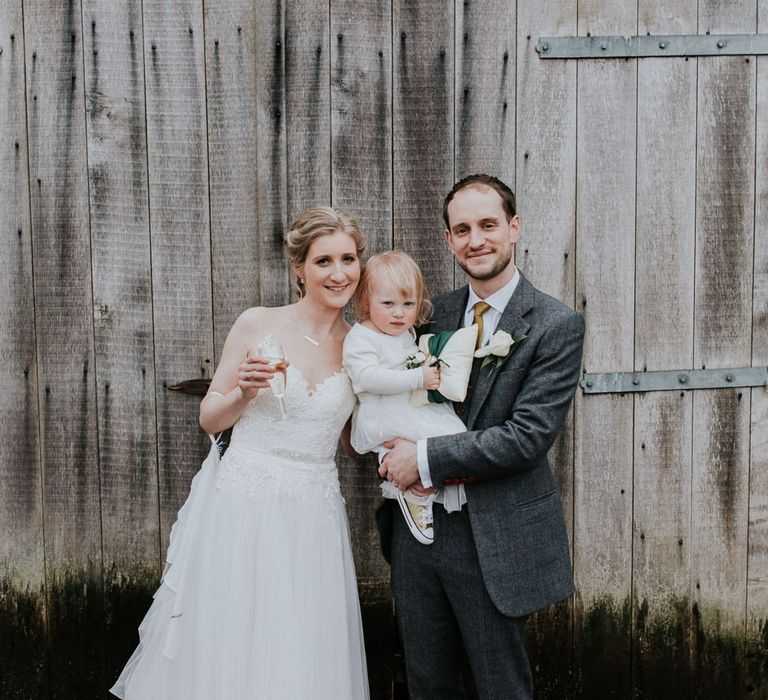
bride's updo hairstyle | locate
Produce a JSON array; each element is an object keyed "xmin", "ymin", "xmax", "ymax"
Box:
[
  {"xmin": 285, "ymin": 206, "xmax": 365, "ymax": 299},
  {"xmin": 354, "ymin": 250, "xmax": 433, "ymax": 326}
]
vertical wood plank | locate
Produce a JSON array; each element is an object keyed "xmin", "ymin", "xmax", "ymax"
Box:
[
  {"xmin": 255, "ymin": 0, "xmax": 289, "ymax": 305},
  {"xmin": 142, "ymin": 0, "xmax": 214, "ymax": 547},
  {"xmin": 693, "ymin": 2, "xmax": 756, "ymax": 696},
  {"xmin": 285, "ymin": 0, "xmax": 330, "ymax": 222},
  {"xmin": 573, "ymin": 2, "xmax": 637, "ymax": 696},
  {"xmin": 81, "ymin": 0, "xmax": 161, "ymax": 686},
  {"xmin": 454, "ymin": 0, "xmax": 515, "ymax": 184},
  {"xmin": 516, "ymin": 1, "xmax": 577, "ymax": 695},
  {"xmin": 331, "ymin": 3, "xmax": 394, "ymax": 697},
  {"xmin": 393, "ymin": 0, "xmax": 454, "ymax": 295},
  {"xmin": 632, "ymin": 2, "xmax": 697, "ymax": 697},
  {"xmin": 204, "ymin": 2, "xmax": 260, "ymax": 357},
  {"xmin": 331, "ymin": 0, "xmax": 392, "ymax": 255},
  {"xmin": 23, "ymin": 0, "xmax": 106, "ymax": 694},
  {"xmin": 747, "ymin": 3, "xmax": 768, "ymax": 695},
  {"xmin": 0, "ymin": 4, "xmax": 48, "ymax": 698}
]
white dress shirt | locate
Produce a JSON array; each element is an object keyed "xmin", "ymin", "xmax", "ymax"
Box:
[{"xmin": 416, "ymin": 267, "xmax": 521, "ymax": 510}]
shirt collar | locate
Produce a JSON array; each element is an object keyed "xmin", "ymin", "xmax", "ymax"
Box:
[{"xmin": 466, "ymin": 267, "xmax": 521, "ymax": 315}]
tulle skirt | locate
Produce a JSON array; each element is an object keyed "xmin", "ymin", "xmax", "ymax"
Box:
[{"xmin": 111, "ymin": 442, "xmax": 370, "ymax": 699}]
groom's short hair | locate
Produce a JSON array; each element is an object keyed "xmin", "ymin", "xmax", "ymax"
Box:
[{"xmin": 442, "ymin": 174, "xmax": 517, "ymax": 228}]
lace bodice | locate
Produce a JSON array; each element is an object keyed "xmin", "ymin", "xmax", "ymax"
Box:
[{"xmin": 227, "ymin": 363, "xmax": 356, "ymax": 463}]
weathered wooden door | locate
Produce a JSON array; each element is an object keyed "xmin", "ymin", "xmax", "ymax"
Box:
[{"xmin": 1, "ymin": 0, "xmax": 766, "ymax": 699}]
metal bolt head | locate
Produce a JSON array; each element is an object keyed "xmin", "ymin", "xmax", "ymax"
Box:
[
  {"xmin": 585, "ymin": 380, "xmax": 593, "ymax": 388},
  {"xmin": 632, "ymin": 377, "xmax": 640, "ymax": 385},
  {"xmin": 600, "ymin": 42, "xmax": 607, "ymax": 50},
  {"xmin": 659, "ymin": 41, "xmax": 667, "ymax": 49},
  {"xmin": 541, "ymin": 42, "xmax": 549, "ymax": 52},
  {"xmin": 678, "ymin": 374, "xmax": 689, "ymax": 384},
  {"xmin": 725, "ymin": 373, "xmax": 734, "ymax": 382},
  {"xmin": 717, "ymin": 40, "xmax": 726, "ymax": 49}
]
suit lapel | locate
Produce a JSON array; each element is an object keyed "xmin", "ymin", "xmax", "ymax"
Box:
[
  {"xmin": 432, "ymin": 287, "xmax": 468, "ymax": 334},
  {"xmin": 466, "ymin": 273, "xmax": 534, "ymax": 429}
]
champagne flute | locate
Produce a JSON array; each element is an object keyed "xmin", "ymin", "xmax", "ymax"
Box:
[{"xmin": 252, "ymin": 341, "xmax": 288, "ymax": 419}]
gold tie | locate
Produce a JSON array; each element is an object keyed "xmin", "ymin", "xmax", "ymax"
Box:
[{"xmin": 472, "ymin": 301, "xmax": 491, "ymax": 350}]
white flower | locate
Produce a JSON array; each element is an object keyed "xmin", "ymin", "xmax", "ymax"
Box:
[
  {"xmin": 405, "ymin": 349, "xmax": 427, "ymax": 369},
  {"xmin": 474, "ymin": 330, "xmax": 514, "ymax": 359}
]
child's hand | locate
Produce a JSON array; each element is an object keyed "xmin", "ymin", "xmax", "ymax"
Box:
[{"xmin": 422, "ymin": 365, "xmax": 440, "ymax": 391}]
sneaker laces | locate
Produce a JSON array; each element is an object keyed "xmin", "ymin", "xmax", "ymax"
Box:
[{"xmin": 418, "ymin": 492, "xmax": 438, "ymax": 527}]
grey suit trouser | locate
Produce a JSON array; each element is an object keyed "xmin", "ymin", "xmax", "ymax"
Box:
[{"xmin": 390, "ymin": 503, "xmax": 533, "ymax": 700}]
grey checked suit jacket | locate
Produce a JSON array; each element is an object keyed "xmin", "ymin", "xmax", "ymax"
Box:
[{"xmin": 377, "ymin": 272, "xmax": 585, "ymax": 618}]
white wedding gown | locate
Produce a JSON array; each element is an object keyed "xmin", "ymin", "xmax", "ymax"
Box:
[{"xmin": 111, "ymin": 343, "xmax": 370, "ymax": 699}]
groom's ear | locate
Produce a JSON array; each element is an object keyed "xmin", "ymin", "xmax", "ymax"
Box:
[
  {"xmin": 444, "ymin": 228, "xmax": 454, "ymax": 251},
  {"xmin": 508, "ymin": 215, "xmax": 521, "ymax": 243}
]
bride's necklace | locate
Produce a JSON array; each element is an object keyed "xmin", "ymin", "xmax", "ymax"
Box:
[{"xmin": 287, "ymin": 311, "xmax": 338, "ymax": 347}]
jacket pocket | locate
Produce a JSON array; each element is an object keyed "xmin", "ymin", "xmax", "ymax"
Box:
[{"xmin": 512, "ymin": 489, "xmax": 556, "ymax": 511}]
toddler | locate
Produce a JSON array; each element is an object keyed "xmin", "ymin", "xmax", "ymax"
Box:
[{"xmin": 343, "ymin": 251, "xmax": 469, "ymax": 544}]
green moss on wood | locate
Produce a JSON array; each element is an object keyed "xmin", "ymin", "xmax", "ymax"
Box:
[{"xmin": 634, "ymin": 595, "xmax": 692, "ymax": 699}]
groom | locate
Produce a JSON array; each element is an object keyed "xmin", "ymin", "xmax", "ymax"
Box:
[{"xmin": 379, "ymin": 174, "xmax": 585, "ymax": 699}]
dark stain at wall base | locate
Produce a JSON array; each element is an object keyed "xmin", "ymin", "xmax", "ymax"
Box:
[
  {"xmin": 102, "ymin": 565, "xmax": 161, "ymax": 691},
  {"xmin": 46, "ymin": 568, "xmax": 106, "ymax": 699},
  {"xmin": 0, "ymin": 578, "xmax": 48, "ymax": 699},
  {"xmin": 746, "ymin": 619, "xmax": 768, "ymax": 698},
  {"xmin": 3, "ymin": 579, "xmax": 766, "ymax": 699}
]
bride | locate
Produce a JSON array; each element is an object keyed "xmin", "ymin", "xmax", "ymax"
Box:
[{"xmin": 111, "ymin": 207, "xmax": 370, "ymax": 699}]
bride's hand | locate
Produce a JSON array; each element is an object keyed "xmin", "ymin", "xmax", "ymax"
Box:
[{"xmin": 237, "ymin": 355, "xmax": 276, "ymax": 399}]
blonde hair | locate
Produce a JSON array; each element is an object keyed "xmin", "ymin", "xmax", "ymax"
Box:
[
  {"xmin": 354, "ymin": 250, "xmax": 433, "ymax": 326},
  {"xmin": 285, "ymin": 207, "xmax": 365, "ymax": 298}
]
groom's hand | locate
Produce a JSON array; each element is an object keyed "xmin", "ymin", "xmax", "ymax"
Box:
[{"xmin": 380, "ymin": 439, "xmax": 419, "ymax": 492}]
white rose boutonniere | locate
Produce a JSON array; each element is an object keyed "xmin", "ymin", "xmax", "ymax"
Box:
[{"xmin": 474, "ymin": 329, "xmax": 527, "ymax": 374}]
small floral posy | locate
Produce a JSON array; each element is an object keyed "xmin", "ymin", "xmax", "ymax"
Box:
[
  {"xmin": 474, "ymin": 329, "xmax": 527, "ymax": 375},
  {"xmin": 405, "ymin": 349, "xmax": 427, "ymax": 370}
]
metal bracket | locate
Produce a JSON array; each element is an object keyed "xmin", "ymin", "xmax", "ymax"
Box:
[
  {"xmin": 537, "ymin": 34, "xmax": 768, "ymax": 59},
  {"xmin": 580, "ymin": 367, "xmax": 768, "ymax": 394}
]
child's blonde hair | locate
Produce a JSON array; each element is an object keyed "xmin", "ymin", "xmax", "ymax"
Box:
[{"xmin": 354, "ymin": 250, "xmax": 433, "ymax": 326}]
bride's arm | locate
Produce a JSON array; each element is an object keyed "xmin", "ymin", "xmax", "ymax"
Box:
[{"xmin": 199, "ymin": 308, "xmax": 273, "ymax": 435}]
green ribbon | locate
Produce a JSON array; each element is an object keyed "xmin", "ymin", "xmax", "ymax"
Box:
[{"xmin": 425, "ymin": 330, "xmax": 456, "ymax": 404}]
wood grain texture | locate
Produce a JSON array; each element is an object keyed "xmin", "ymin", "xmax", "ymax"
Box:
[
  {"xmin": 331, "ymin": 0, "xmax": 392, "ymax": 255},
  {"xmin": 204, "ymin": 1, "xmax": 260, "ymax": 357},
  {"xmin": 393, "ymin": 0, "xmax": 454, "ymax": 295},
  {"xmin": 692, "ymin": 2, "xmax": 756, "ymax": 695},
  {"xmin": 515, "ymin": 2, "xmax": 577, "ymax": 695},
  {"xmin": 81, "ymin": 0, "xmax": 161, "ymax": 685},
  {"xmin": 141, "ymin": 0, "xmax": 214, "ymax": 548},
  {"xmin": 255, "ymin": 0, "xmax": 289, "ymax": 305},
  {"xmin": 454, "ymin": 0, "xmax": 514, "ymax": 183},
  {"xmin": 285, "ymin": 0, "xmax": 330, "ymax": 223},
  {"xmin": 747, "ymin": 3, "xmax": 768, "ymax": 695},
  {"xmin": 0, "ymin": 4, "xmax": 47, "ymax": 698},
  {"xmin": 331, "ymin": 0, "xmax": 392, "ymax": 586},
  {"xmin": 331, "ymin": 4, "xmax": 394, "ymax": 696},
  {"xmin": 573, "ymin": 1, "xmax": 637, "ymax": 696},
  {"xmin": 632, "ymin": 2, "xmax": 697, "ymax": 695},
  {"xmin": 23, "ymin": 1, "xmax": 105, "ymax": 694}
]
